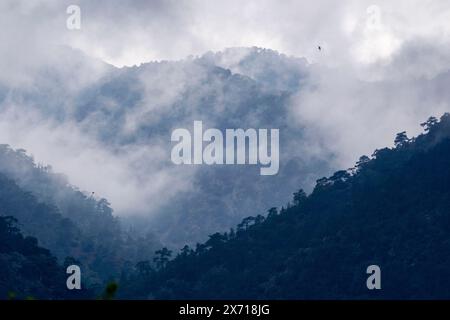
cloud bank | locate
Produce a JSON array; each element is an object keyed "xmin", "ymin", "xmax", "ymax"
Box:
[{"xmin": 0, "ymin": 0, "xmax": 449, "ymax": 228}]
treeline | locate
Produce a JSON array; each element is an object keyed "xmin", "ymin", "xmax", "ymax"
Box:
[
  {"xmin": 0, "ymin": 215, "xmax": 90, "ymax": 299},
  {"xmin": 118, "ymin": 113, "xmax": 450, "ymax": 299},
  {"xmin": 0, "ymin": 147, "xmax": 159, "ymax": 293}
]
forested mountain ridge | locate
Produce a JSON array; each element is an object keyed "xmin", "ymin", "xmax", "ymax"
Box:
[
  {"xmin": 119, "ymin": 113, "xmax": 450, "ymax": 299},
  {"xmin": 0, "ymin": 147, "xmax": 159, "ymax": 286},
  {"xmin": 0, "ymin": 215, "xmax": 90, "ymax": 299},
  {"xmin": 2, "ymin": 46, "xmax": 449, "ymax": 251},
  {"xmin": 1, "ymin": 47, "xmax": 334, "ymax": 248}
]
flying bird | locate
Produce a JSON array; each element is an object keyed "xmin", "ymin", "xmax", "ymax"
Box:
[{"xmin": 318, "ymin": 45, "xmax": 322, "ymax": 51}]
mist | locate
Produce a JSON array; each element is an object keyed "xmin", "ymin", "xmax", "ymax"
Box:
[{"xmin": 0, "ymin": 1, "xmax": 449, "ymax": 245}]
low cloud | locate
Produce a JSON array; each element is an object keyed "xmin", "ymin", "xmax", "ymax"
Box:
[
  {"xmin": 0, "ymin": 103, "xmax": 195, "ymax": 214},
  {"xmin": 0, "ymin": 0, "xmax": 449, "ymax": 223}
]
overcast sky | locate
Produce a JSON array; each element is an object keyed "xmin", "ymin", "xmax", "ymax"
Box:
[{"xmin": 1, "ymin": 0, "xmax": 449, "ymax": 68}]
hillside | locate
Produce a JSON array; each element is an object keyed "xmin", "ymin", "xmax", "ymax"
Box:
[
  {"xmin": 0, "ymin": 149, "xmax": 159, "ymax": 286},
  {"xmin": 0, "ymin": 215, "xmax": 90, "ymax": 299},
  {"xmin": 120, "ymin": 113, "xmax": 450, "ymax": 299},
  {"xmin": 5, "ymin": 46, "xmax": 444, "ymax": 249},
  {"xmin": 0, "ymin": 47, "xmax": 334, "ymax": 248}
]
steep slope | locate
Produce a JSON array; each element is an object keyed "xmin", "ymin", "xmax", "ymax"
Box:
[
  {"xmin": 0, "ymin": 47, "xmax": 334, "ymax": 248},
  {"xmin": 0, "ymin": 172, "xmax": 81, "ymax": 261},
  {"xmin": 0, "ymin": 152, "xmax": 158, "ymax": 285},
  {"xmin": 75, "ymin": 49, "xmax": 331, "ymax": 247},
  {"xmin": 121, "ymin": 113, "xmax": 450, "ymax": 299},
  {"xmin": 0, "ymin": 215, "xmax": 90, "ymax": 299}
]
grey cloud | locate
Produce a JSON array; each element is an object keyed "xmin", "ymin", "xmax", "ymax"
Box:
[{"xmin": 0, "ymin": 0, "xmax": 450, "ymax": 245}]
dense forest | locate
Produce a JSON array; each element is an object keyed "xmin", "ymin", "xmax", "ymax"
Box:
[
  {"xmin": 117, "ymin": 113, "xmax": 450, "ymax": 299},
  {"xmin": 0, "ymin": 215, "xmax": 90, "ymax": 299},
  {"xmin": 1, "ymin": 113, "xmax": 450, "ymax": 299}
]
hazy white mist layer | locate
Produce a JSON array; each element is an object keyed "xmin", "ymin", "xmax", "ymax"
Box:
[{"xmin": 0, "ymin": 0, "xmax": 449, "ymax": 217}]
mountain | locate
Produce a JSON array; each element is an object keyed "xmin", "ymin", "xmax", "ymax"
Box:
[
  {"xmin": 73, "ymin": 47, "xmax": 322, "ymax": 247},
  {"xmin": 0, "ymin": 147, "xmax": 159, "ymax": 286},
  {"xmin": 202, "ymin": 47, "xmax": 309, "ymax": 92},
  {"xmin": 119, "ymin": 113, "xmax": 450, "ymax": 299},
  {"xmin": 90, "ymin": 48, "xmax": 333, "ymax": 247},
  {"xmin": 0, "ymin": 47, "xmax": 335, "ymax": 248}
]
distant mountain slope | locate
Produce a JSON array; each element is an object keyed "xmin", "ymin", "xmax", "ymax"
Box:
[
  {"xmin": 0, "ymin": 172, "xmax": 80, "ymax": 261},
  {"xmin": 0, "ymin": 47, "xmax": 334, "ymax": 248},
  {"xmin": 121, "ymin": 113, "xmax": 450, "ymax": 299},
  {"xmin": 202, "ymin": 47, "xmax": 309, "ymax": 92},
  {"xmin": 0, "ymin": 144, "xmax": 121, "ymax": 243},
  {"xmin": 0, "ymin": 149, "xmax": 159, "ymax": 285},
  {"xmin": 75, "ymin": 48, "xmax": 331, "ymax": 247}
]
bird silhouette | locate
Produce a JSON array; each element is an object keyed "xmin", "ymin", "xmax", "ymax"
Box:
[{"xmin": 318, "ymin": 45, "xmax": 322, "ymax": 51}]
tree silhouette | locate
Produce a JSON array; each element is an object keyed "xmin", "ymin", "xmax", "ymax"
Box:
[
  {"xmin": 121, "ymin": 114, "xmax": 450, "ymax": 300},
  {"xmin": 356, "ymin": 155, "xmax": 370, "ymax": 168},
  {"xmin": 267, "ymin": 207, "xmax": 278, "ymax": 218},
  {"xmin": 153, "ymin": 248, "xmax": 172, "ymax": 270}
]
